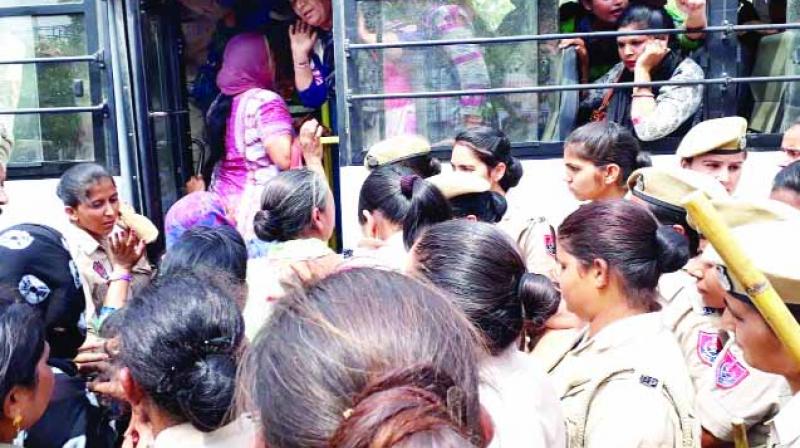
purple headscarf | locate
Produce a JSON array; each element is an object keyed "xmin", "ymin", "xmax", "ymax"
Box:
[
  {"xmin": 216, "ymin": 33, "xmax": 276, "ymax": 96},
  {"xmin": 165, "ymin": 192, "xmax": 235, "ymax": 249}
]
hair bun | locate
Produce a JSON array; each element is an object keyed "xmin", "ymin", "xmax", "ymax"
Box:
[
  {"xmin": 253, "ymin": 209, "xmax": 282, "ymax": 242},
  {"xmin": 654, "ymin": 225, "xmax": 690, "ymax": 274},
  {"xmin": 400, "ymin": 175, "xmax": 421, "ymax": 198},
  {"xmin": 329, "ymin": 365, "xmax": 471, "ymax": 447},
  {"xmin": 173, "ymin": 353, "xmax": 238, "ymax": 432}
]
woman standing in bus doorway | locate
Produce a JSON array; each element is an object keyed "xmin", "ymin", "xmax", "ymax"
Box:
[
  {"xmin": 207, "ymin": 33, "xmax": 324, "ymax": 246},
  {"xmin": 580, "ymin": 5, "xmax": 704, "ymax": 145},
  {"xmin": 288, "ymin": 0, "xmax": 334, "ymax": 111}
]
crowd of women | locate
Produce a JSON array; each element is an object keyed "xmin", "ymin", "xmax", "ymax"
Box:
[{"xmin": 1, "ymin": 0, "xmax": 800, "ymax": 447}]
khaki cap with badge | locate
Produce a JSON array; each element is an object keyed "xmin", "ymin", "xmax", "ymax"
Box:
[
  {"xmin": 628, "ymin": 167, "xmax": 729, "ymax": 211},
  {"xmin": 363, "ymin": 134, "xmax": 432, "ymax": 169},
  {"xmin": 702, "ymin": 220, "xmax": 800, "ymax": 304},
  {"xmin": 118, "ymin": 202, "xmax": 159, "ymax": 244},
  {"xmin": 676, "ymin": 116, "xmax": 748, "ymax": 159},
  {"xmin": 426, "ymin": 171, "xmax": 491, "ymax": 199}
]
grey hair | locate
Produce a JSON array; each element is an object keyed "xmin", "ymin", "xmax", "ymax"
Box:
[
  {"xmin": 253, "ymin": 169, "xmax": 330, "ymax": 242},
  {"xmin": 56, "ymin": 163, "xmax": 114, "ymax": 207}
]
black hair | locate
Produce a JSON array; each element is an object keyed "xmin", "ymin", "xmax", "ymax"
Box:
[
  {"xmin": 118, "ymin": 273, "xmax": 244, "ymax": 431},
  {"xmin": 253, "ymin": 169, "xmax": 331, "ymax": 242},
  {"xmin": 56, "ymin": 163, "xmax": 115, "ymax": 207},
  {"xmin": 559, "ymin": 200, "xmax": 689, "ymax": 310},
  {"xmin": 773, "ymin": 160, "xmax": 800, "ymax": 194},
  {"xmin": 639, "ymin": 201, "xmax": 701, "ymax": 257},
  {"xmin": 400, "ymin": 176, "xmax": 453, "ymax": 250},
  {"xmin": 618, "ymin": 4, "xmax": 676, "ymax": 34},
  {"xmin": 412, "ymin": 220, "xmax": 560, "ymax": 354},
  {"xmin": 396, "ymin": 154, "xmax": 442, "ymax": 179},
  {"xmin": 357, "ymin": 165, "xmax": 414, "ymax": 227},
  {"xmin": 454, "ymin": 126, "xmax": 522, "ymax": 192},
  {"xmin": 0, "ymin": 290, "xmax": 46, "ymax": 417},
  {"xmin": 204, "ymin": 94, "xmax": 234, "ymax": 185},
  {"xmin": 565, "ymin": 121, "xmax": 651, "ymax": 186},
  {"xmin": 449, "ymin": 192, "xmax": 508, "ymax": 224},
  {"xmin": 160, "ymin": 225, "xmax": 247, "ymax": 283},
  {"xmin": 240, "ymin": 268, "xmax": 484, "ymax": 447}
]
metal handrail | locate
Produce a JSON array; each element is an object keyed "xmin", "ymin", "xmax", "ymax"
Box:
[
  {"xmin": 0, "ymin": 104, "xmax": 106, "ymax": 115},
  {"xmin": 0, "ymin": 51, "xmax": 102, "ymax": 65},
  {"xmin": 347, "ymin": 22, "xmax": 800, "ymax": 51},
  {"xmin": 348, "ymin": 75, "xmax": 800, "ymax": 101}
]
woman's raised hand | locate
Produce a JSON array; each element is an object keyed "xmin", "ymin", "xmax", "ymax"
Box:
[
  {"xmin": 290, "ymin": 20, "xmax": 318, "ymax": 62},
  {"xmin": 299, "ymin": 118, "xmax": 324, "ymax": 167},
  {"xmin": 635, "ymin": 39, "xmax": 670, "ymax": 73},
  {"xmin": 109, "ymin": 228, "xmax": 145, "ymax": 272}
]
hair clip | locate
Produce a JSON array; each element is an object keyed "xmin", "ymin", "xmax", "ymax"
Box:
[{"xmin": 342, "ymin": 408, "xmax": 354, "ymax": 419}]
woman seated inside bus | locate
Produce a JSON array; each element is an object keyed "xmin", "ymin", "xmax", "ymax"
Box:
[
  {"xmin": 245, "ymin": 168, "xmax": 339, "ymax": 338},
  {"xmin": 205, "ymin": 32, "xmax": 324, "ymax": 245},
  {"xmin": 559, "ymin": 0, "xmax": 707, "ymax": 84},
  {"xmin": 0, "ymin": 295, "xmax": 53, "ymax": 446},
  {"xmin": 409, "ymin": 220, "xmax": 566, "ymax": 448},
  {"xmin": 240, "ymin": 268, "xmax": 489, "ymax": 447},
  {"xmin": 579, "ymin": 5, "xmax": 704, "ymax": 144},
  {"xmin": 563, "ymin": 121, "xmax": 651, "ymax": 202},
  {"xmin": 116, "ymin": 273, "xmax": 255, "ymax": 447},
  {"xmin": 57, "ymin": 163, "xmax": 153, "ymax": 333}
]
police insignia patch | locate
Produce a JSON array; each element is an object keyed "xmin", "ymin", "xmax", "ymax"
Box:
[
  {"xmin": 716, "ymin": 348, "xmax": 750, "ymax": 389},
  {"xmin": 697, "ymin": 330, "xmax": 723, "ymax": 366},
  {"xmin": 93, "ymin": 261, "xmax": 109, "ymax": 280}
]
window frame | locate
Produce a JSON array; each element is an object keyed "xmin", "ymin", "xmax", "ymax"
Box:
[
  {"xmin": 333, "ymin": 1, "xmax": 800, "ymax": 166},
  {"xmin": 0, "ymin": 0, "xmax": 118, "ymax": 179}
]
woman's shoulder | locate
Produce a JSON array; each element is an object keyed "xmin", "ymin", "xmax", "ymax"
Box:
[
  {"xmin": 243, "ymin": 88, "xmax": 285, "ymax": 105},
  {"xmin": 672, "ymin": 57, "xmax": 705, "ymax": 79}
]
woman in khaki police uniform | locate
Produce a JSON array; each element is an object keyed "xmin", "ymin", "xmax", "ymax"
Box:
[
  {"xmin": 627, "ymin": 167, "xmax": 729, "ymax": 390},
  {"xmin": 550, "ymin": 199, "xmax": 698, "ymax": 447},
  {"xmin": 690, "ymin": 200, "xmax": 799, "ymax": 446},
  {"xmin": 57, "ymin": 163, "xmax": 155, "ymax": 333},
  {"xmin": 702, "ymin": 220, "xmax": 800, "ymax": 447},
  {"xmin": 677, "ymin": 116, "xmax": 748, "ymax": 195}
]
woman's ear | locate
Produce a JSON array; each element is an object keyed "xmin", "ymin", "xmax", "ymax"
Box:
[
  {"xmin": 465, "ymin": 214, "xmax": 478, "ymax": 222},
  {"xmin": 3, "ymin": 385, "xmax": 30, "ymax": 424},
  {"xmin": 65, "ymin": 206, "xmax": 79, "ymax": 224},
  {"xmin": 591, "ymin": 258, "xmax": 610, "ymax": 289},
  {"xmin": 671, "ymin": 224, "xmax": 686, "ymax": 237},
  {"xmin": 602, "ymin": 164, "xmax": 621, "ymax": 186},
  {"xmin": 580, "ymin": 0, "xmax": 593, "ymax": 12},
  {"xmin": 310, "ymin": 207, "xmax": 325, "ymax": 235},
  {"xmin": 478, "ymin": 405, "xmax": 495, "ymax": 447},
  {"xmin": 490, "ymin": 162, "xmax": 507, "ymax": 185},
  {"xmin": 361, "ymin": 210, "xmax": 377, "ymax": 238},
  {"xmin": 120, "ymin": 367, "xmax": 144, "ymax": 406}
]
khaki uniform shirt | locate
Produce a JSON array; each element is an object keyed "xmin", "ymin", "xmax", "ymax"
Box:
[
  {"xmin": 659, "ymin": 271, "xmax": 724, "ymax": 391},
  {"xmin": 696, "ymin": 336, "xmax": 792, "ymax": 445},
  {"xmin": 549, "ymin": 312, "xmax": 699, "ymax": 448},
  {"xmin": 768, "ymin": 392, "xmax": 800, "ymax": 447},
  {"xmin": 497, "ymin": 209, "xmax": 557, "ymax": 277},
  {"xmin": 65, "ymin": 225, "xmax": 153, "ymax": 327}
]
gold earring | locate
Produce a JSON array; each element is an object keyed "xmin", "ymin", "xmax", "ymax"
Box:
[{"xmin": 12, "ymin": 415, "xmax": 24, "ymax": 447}]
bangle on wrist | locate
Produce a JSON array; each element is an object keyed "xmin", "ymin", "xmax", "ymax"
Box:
[
  {"xmin": 632, "ymin": 92, "xmax": 655, "ymax": 98},
  {"xmin": 109, "ymin": 272, "xmax": 132, "ymax": 283},
  {"xmin": 294, "ymin": 60, "xmax": 311, "ymax": 68}
]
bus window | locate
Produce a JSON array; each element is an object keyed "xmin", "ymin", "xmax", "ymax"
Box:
[
  {"xmin": 0, "ymin": 15, "xmax": 96, "ymax": 166},
  {"xmin": 346, "ymin": 0, "xmax": 563, "ymax": 160}
]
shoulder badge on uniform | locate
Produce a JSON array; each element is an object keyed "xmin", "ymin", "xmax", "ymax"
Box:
[
  {"xmin": 639, "ymin": 375, "xmax": 659, "ymax": 388},
  {"xmin": 696, "ymin": 330, "xmax": 723, "ymax": 366},
  {"xmin": 92, "ymin": 260, "xmax": 109, "ymax": 280},
  {"xmin": 715, "ymin": 347, "xmax": 750, "ymax": 389}
]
